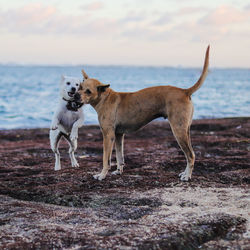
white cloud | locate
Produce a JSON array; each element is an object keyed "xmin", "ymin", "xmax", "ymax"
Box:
[
  {"xmin": 153, "ymin": 13, "xmax": 172, "ymax": 26},
  {"xmin": 1, "ymin": 3, "xmax": 248, "ymax": 41},
  {"xmin": 0, "ymin": 3, "xmax": 116, "ymax": 35},
  {"xmin": 200, "ymin": 5, "xmax": 250, "ymax": 26},
  {"xmin": 120, "ymin": 10, "xmax": 147, "ymax": 23},
  {"xmin": 81, "ymin": 2, "xmax": 105, "ymax": 11},
  {"xmin": 0, "ymin": 2, "xmax": 250, "ymax": 66},
  {"xmin": 176, "ymin": 6, "xmax": 209, "ymax": 15}
]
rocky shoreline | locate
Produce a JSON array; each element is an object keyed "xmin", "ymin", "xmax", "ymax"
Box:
[{"xmin": 0, "ymin": 118, "xmax": 249, "ymax": 249}]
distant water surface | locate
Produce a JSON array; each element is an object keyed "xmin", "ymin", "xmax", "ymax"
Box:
[{"xmin": 0, "ymin": 65, "xmax": 249, "ymax": 129}]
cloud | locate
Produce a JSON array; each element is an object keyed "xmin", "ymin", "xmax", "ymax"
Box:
[
  {"xmin": 200, "ymin": 5, "xmax": 250, "ymax": 26},
  {"xmin": 153, "ymin": 13, "xmax": 172, "ymax": 26},
  {"xmin": 81, "ymin": 2, "xmax": 105, "ymax": 11},
  {"xmin": 0, "ymin": 3, "xmax": 57, "ymax": 33},
  {"xmin": 176, "ymin": 7, "xmax": 209, "ymax": 16},
  {"xmin": 120, "ymin": 10, "xmax": 146, "ymax": 23},
  {"xmin": 1, "ymin": 3, "xmax": 250, "ymax": 46},
  {"xmin": 153, "ymin": 5, "xmax": 250, "ymax": 43},
  {"xmin": 0, "ymin": 3, "xmax": 116, "ymax": 36},
  {"xmin": 0, "ymin": 4, "xmax": 56, "ymax": 33},
  {"xmin": 152, "ymin": 6, "xmax": 209, "ymax": 27},
  {"xmin": 0, "ymin": 4, "xmax": 150, "ymax": 38}
]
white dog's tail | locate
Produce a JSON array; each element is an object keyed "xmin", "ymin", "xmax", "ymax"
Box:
[{"xmin": 186, "ymin": 45, "xmax": 210, "ymax": 96}]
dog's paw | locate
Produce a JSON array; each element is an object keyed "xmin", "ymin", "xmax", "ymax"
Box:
[
  {"xmin": 54, "ymin": 165, "xmax": 61, "ymax": 171},
  {"xmin": 51, "ymin": 125, "xmax": 58, "ymax": 130},
  {"xmin": 93, "ymin": 173, "xmax": 106, "ymax": 181},
  {"xmin": 111, "ymin": 170, "xmax": 121, "ymax": 175},
  {"xmin": 179, "ymin": 171, "xmax": 191, "ymax": 181},
  {"xmin": 179, "ymin": 171, "xmax": 185, "ymax": 177},
  {"xmin": 72, "ymin": 161, "xmax": 79, "ymax": 168},
  {"xmin": 111, "ymin": 165, "xmax": 124, "ymax": 175}
]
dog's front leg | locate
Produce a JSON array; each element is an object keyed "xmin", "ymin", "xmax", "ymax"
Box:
[
  {"xmin": 94, "ymin": 130, "xmax": 115, "ymax": 181},
  {"xmin": 51, "ymin": 116, "xmax": 68, "ymax": 135},
  {"xmin": 70, "ymin": 115, "xmax": 84, "ymax": 141},
  {"xmin": 51, "ymin": 116, "xmax": 59, "ymax": 131}
]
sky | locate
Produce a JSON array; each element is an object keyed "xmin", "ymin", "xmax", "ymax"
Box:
[{"xmin": 0, "ymin": 0, "xmax": 250, "ymax": 67}]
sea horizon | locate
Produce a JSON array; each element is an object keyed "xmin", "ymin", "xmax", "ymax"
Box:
[{"xmin": 1, "ymin": 62, "xmax": 250, "ymax": 70}]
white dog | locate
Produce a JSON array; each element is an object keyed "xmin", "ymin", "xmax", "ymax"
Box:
[{"xmin": 50, "ymin": 75, "xmax": 84, "ymax": 171}]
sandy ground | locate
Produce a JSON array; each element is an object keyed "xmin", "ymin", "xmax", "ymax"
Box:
[{"xmin": 0, "ymin": 118, "xmax": 249, "ymax": 249}]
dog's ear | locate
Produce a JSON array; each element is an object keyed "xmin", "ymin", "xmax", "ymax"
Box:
[
  {"xmin": 82, "ymin": 69, "xmax": 89, "ymax": 80},
  {"xmin": 61, "ymin": 75, "xmax": 65, "ymax": 81},
  {"xmin": 97, "ymin": 84, "xmax": 110, "ymax": 93}
]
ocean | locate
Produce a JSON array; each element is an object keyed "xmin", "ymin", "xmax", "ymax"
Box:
[{"xmin": 0, "ymin": 65, "xmax": 249, "ymax": 129}]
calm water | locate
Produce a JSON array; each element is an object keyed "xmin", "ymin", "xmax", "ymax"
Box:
[{"xmin": 0, "ymin": 65, "xmax": 249, "ymax": 129}]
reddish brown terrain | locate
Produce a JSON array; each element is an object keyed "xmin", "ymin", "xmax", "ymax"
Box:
[{"xmin": 0, "ymin": 118, "xmax": 249, "ymax": 249}]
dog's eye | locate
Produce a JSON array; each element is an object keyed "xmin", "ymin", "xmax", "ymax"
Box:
[
  {"xmin": 66, "ymin": 82, "xmax": 70, "ymax": 85},
  {"xmin": 85, "ymin": 89, "xmax": 91, "ymax": 95},
  {"xmin": 76, "ymin": 84, "xmax": 79, "ymax": 86}
]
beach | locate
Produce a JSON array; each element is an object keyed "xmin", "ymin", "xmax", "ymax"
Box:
[{"xmin": 0, "ymin": 117, "xmax": 249, "ymax": 249}]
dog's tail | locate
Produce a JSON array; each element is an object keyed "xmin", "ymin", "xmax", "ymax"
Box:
[{"xmin": 185, "ymin": 45, "xmax": 210, "ymax": 96}]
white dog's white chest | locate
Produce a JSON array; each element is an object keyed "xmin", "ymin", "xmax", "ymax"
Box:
[{"xmin": 58, "ymin": 109, "xmax": 79, "ymax": 133}]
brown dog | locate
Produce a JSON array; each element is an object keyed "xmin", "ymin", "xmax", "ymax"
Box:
[{"xmin": 78, "ymin": 46, "xmax": 209, "ymax": 181}]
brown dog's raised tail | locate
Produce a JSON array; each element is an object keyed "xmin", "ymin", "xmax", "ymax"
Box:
[{"xmin": 185, "ymin": 45, "xmax": 210, "ymax": 96}]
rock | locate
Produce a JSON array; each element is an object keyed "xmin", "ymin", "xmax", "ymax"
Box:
[{"xmin": 0, "ymin": 118, "xmax": 249, "ymax": 249}]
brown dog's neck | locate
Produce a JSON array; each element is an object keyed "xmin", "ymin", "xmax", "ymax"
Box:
[{"xmin": 91, "ymin": 88, "xmax": 112, "ymax": 112}]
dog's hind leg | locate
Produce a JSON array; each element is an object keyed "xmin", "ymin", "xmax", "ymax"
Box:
[
  {"xmin": 112, "ymin": 133, "xmax": 125, "ymax": 175},
  {"xmin": 50, "ymin": 130, "xmax": 63, "ymax": 171},
  {"xmin": 94, "ymin": 130, "xmax": 115, "ymax": 180},
  {"xmin": 65, "ymin": 136, "xmax": 79, "ymax": 168},
  {"xmin": 168, "ymin": 104, "xmax": 195, "ymax": 181},
  {"xmin": 170, "ymin": 125, "xmax": 195, "ymax": 181}
]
